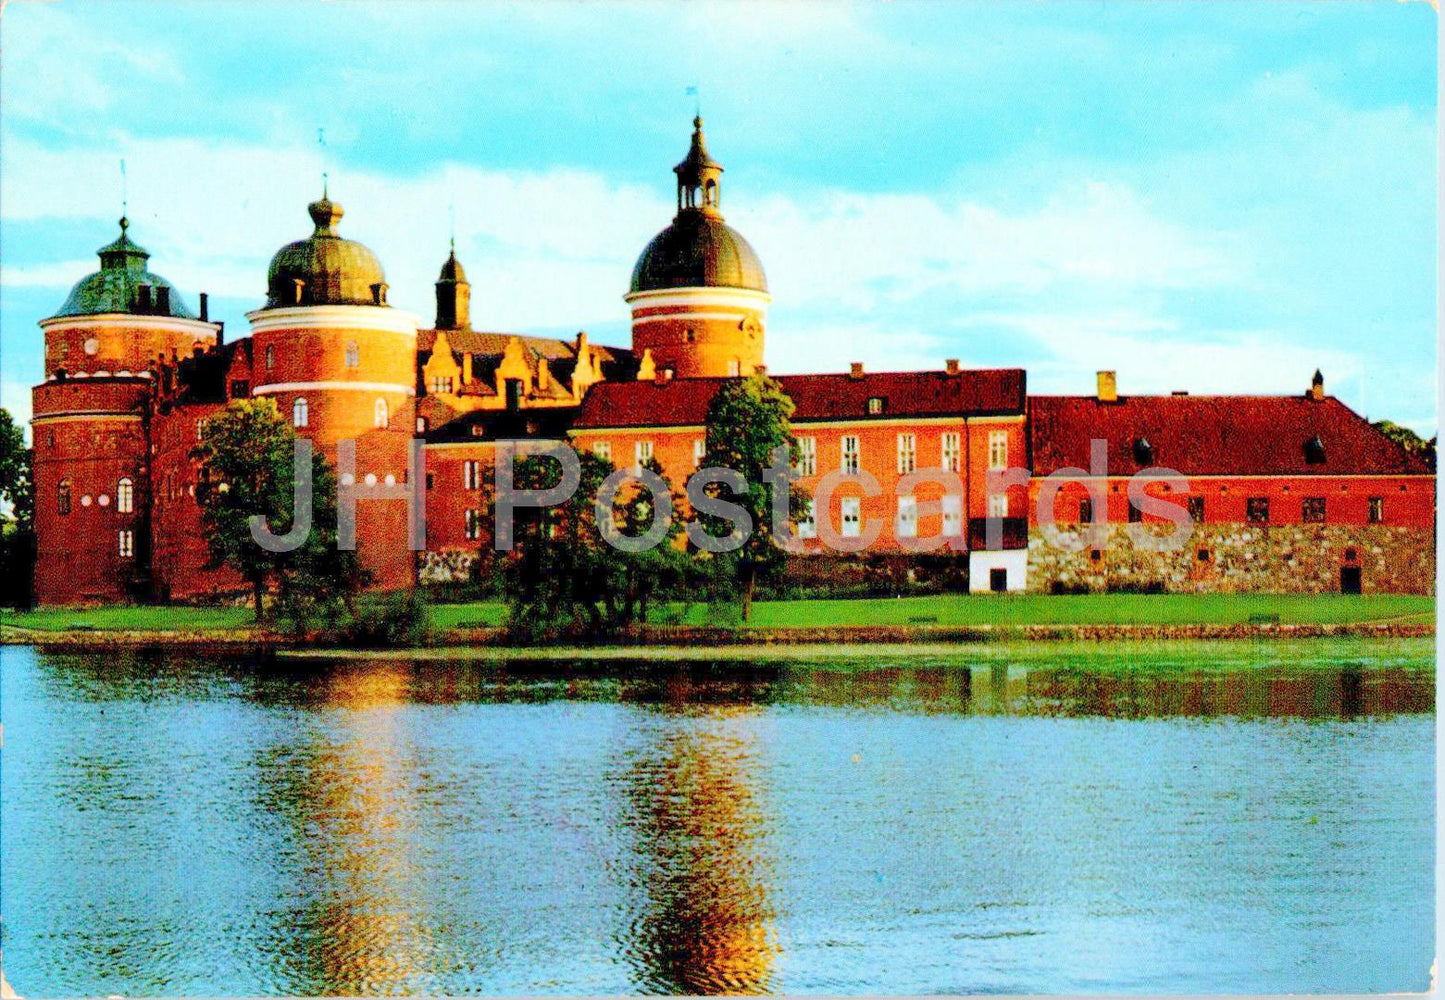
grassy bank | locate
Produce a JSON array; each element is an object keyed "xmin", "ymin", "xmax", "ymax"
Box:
[{"xmin": 3, "ymin": 592, "xmax": 1433, "ymax": 636}]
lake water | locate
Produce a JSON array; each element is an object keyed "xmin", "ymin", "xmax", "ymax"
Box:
[{"xmin": 1, "ymin": 642, "xmax": 1434, "ymax": 995}]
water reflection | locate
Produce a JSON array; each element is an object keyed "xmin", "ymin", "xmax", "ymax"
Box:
[
  {"xmin": 619, "ymin": 694, "xmax": 778, "ymax": 993},
  {"xmin": 3, "ymin": 644, "xmax": 1434, "ymax": 996}
]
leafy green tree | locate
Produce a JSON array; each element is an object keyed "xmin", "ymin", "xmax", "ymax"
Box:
[
  {"xmin": 696, "ymin": 373, "xmax": 809, "ymax": 621},
  {"xmin": 1373, "ymin": 419, "xmax": 1436, "ymax": 471},
  {"xmin": 499, "ymin": 447, "xmax": 697, "ymax": 638},
  {"xmin": 0, "ymin": 409, "xmax": 35, "ymax": 607},
  {"xmin": 193, "ymin": 398, "xmax": 365, "ymax": 620}
]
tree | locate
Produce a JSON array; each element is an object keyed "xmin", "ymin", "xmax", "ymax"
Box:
[
  {"xmin": 0, "ymin": 409, "xmax": 35, "ymax": 608},
  {"xmin": 697, "ymin": 373, "xmax": 808, "ymax": 621},
  {"xmin": 499, "ymin": 447, "xmax": 698, "ymax": 638},
  {"xmin": 1373, "ymin": 419, "xmax": 1436, "ymax": 471},
  {"xmin": 193, "ymin": 398, "xmax": 365, "ymax": 620}
]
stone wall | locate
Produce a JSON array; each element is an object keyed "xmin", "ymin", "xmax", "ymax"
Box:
[{"xmin": 1027, "ymin": 523, "xmax": 1435, "ymax": 595}]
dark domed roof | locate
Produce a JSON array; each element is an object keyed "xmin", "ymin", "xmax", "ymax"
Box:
[
  {"xmin": 629, "ymin": 117, "xmax": 767, "ymax": 295},
  {"xmin": 51, "ymin": 218, "xmax": 197, "ymax": 320},
  {"xmin": 438, "ymin": 247, "xmax": 467, "ymax": 283},
  {"xmin": 630, "ymin": 212, "xmax": 768, "ymax": 293},
  {"xmin": 263, "ymin": 196, "xmax": 388, "ymax": 308}
]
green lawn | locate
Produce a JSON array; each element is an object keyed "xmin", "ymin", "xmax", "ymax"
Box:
[{"xmin": 4, "ymin": 592, "xmax": 1431, "ymax": 634}]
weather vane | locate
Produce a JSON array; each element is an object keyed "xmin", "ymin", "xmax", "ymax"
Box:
[
  {"xmin": 686, "ymin": 84, "xmax": 700, "ymax": 118},
  {"xmin": 317, "ymin": 127, "xmax": 328, "ymax": 197},
  {"xmin": 120, "ymin": 158, "xmax": 128, "ymax": 220}
]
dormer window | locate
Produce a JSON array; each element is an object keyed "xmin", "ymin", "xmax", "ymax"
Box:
[
  {"xmin": 345, "ymin": 341, "xmax": 360, "ymax": 367},
  {"xmin": 867, "ymin": 397, "xmax": 885, "ymax": 416},
  {"xmin": 1133, "ymin": 436, "xmax": 1153, "ymax": 465},
  {"xmin": 1304, "ymin": 436, "xmax": 1326, "ymax": 465}
]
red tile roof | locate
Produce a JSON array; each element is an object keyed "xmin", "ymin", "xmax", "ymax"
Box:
[
  {"xmin": 1028, "ymin": 394, "xmax": 1431, "ymax": 476},
  {"xmin": 572, "ymin": 369, "xmax": 1026, "ymax": 429}
]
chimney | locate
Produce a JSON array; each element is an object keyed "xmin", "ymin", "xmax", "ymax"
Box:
[
  {"xmin": 945, "ymin": 359, "xmax": 960, "ymax": 375},
  {"xmin": 199, "ymin": 292, "xmax": 209, "ymax": 322},
  {"xmin": 1309, "ymin": 369, "xmax": 1324, "ymax": 401},
  {"xmin": 215, "ymin": 321, "xmax": 225, "ymax": 347},
  {"xmin": 1096, "ymin": 370, "xmax": 1118, "ymax": 403},
  {"xmin": 155, "ymin": 286, "xmax": 171, "ymax": 313},
  {"xmin": 849, "ymin": 361, "xmax": 865, "ymax": 379}
]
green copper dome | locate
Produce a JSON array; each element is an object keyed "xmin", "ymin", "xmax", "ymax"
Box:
[
  {"xmin": 263, "ymin": 195, "xmax": 388, "ymax": 309},
  {"xmin": 51, "ymin": 217, "xmax": 198, "ymax": 319}
]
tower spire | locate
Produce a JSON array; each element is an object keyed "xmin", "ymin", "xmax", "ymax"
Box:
[
  {"xmin": 120, "ymin": 158, "xmax": 128, "ymax": 225},
  {"xmin": 674, "ymin": 115, "xmax": 723, "ymax": 216}
]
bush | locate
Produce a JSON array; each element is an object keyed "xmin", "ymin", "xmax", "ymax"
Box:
[{"xmin": 274, "ymin": 588, "xmax": 432, "ymax": 646}]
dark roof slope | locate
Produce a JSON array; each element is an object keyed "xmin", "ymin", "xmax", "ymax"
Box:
[
  {"xmin": 573, "ymin": 369, "xmax": 1026, "ymax": 429},
  {"xmin": 1028, "ymin": 394, "xmax": 1431, "ymax": 476}
]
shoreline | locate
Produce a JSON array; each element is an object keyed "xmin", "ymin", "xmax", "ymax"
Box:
[{"xmin": 1, "ymin": 620, "xmax": 1433, "ymax": 652}]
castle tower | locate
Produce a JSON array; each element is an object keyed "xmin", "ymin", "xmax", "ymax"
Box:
[
  {"xmin": 246, "ymin": 192, "xmax": 419, "ymax": 589},
  {"xmin": 626, "ymin": 117, "xmax": 770, "ymax": 378},
  {"xmin": 434, "ymin": 243, "xmax": 471, "ymax": 330},
  {"xmin": 32, "ymin": 217, "xmax": 219, "ymax": 604}
]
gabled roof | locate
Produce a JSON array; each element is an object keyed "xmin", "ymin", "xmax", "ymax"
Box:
[
  {"xmin": 423, "ymin": 405, "xmax": 578, "ymax": 444},
  {"xmin": 1028, "ymin": 394, "xmax": 1432, "ymax": 476},
  {"xmin": 572, "ymin": 368, "xmax": 1026, "ymax": 430}
]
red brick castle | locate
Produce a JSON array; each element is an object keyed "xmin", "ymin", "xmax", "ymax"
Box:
[{"xmin": 30, "ymin": 118, "xmax": 1435, "ymax": 605}]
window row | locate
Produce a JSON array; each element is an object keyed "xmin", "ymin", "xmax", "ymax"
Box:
[
  {"xmin": 290, "ymin": 397, "xmax": 391, "ymax": 430},
  {"xmin": 55, "ymin": 478, "xmax": 134, "ymax": 515},
  {"xmin": 1071, "ymin": 494, "xmax": 1387, "ymax": 525},
  {"xmin": 263, "ymin": 342, "xmax": 363, "ymax": 371}
]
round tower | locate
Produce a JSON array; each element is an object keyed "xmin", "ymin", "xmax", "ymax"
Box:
[
  {"xmin": 626, "ymin": 117, "xmax": 770, "ymax": 379},
  {"xmin": 32, "ymin": 217, "xmax": 219, "ymax": 605},
  {"xmin": 246, "ymin": 192, "xmax": 419, "ymax": 589}
]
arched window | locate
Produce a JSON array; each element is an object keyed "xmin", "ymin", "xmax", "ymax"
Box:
[
  {"xmin": 293, "ymin": 397, "xmax": 309, "ymax": 428},
  {"xmin": 374, "ymin": 398, "xmax": 389, "ymax": 429},
  {"xmin": 345, "ymin": 341, "xmax": 360, "ymax": 367},
  {"xmin": 117, "ymin": 478, "xmax": 133, "ymax": 514},
  {"xmin": 57, "ymin": 479, "xmax": 71, "ymax": 515},
  {"xmin": 265, "ymin": 344, "xmax": 275, "ymax": 370},
  {"xmin": 416, "ymin": 416, "xmax": 429, "ymax": 435}
]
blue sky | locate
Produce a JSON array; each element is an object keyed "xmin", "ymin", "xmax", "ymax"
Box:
[{"xmin": 1, "ymin": 1, "xmax": 1436, "ymax": 434}]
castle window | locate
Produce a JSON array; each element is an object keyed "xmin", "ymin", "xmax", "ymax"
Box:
[
  {"xmin": 1304, "ymin": 436, "xmax": 1326, "ymax": 465},
  {"xmin": 464, "ymin": 460, "xmax": 482, "ymax": 490},
  {"xmin": 1246, "ymin": 497, "xmax": 1270, "ymax": 524},
  {"xmin": 988, "ymin": 493, "xmax": 1008, "ymax": 518},
  {"xmin": 1127, "ymin": 498, "xmax": 1143, "ymax": 523},
  {"xmin": 1079, "ymin": 497, "xmax": 1093, "ymax": 524},
  {"xmin": 840, "ymin": 435, "xmax": 861, "ymax": 475},
  {"xmin": 897, "ymin": 433, "xmax": 916, "ymax": 474},
  {"xmin": 416, "ymin": 417, "xmax": 428, "ymax": 435},
  {"xmin": 117, "ymin": 478, "xmax": 133, "ymax": 514},
  {"xmin": 230, "ymin": 380, "xmax": 248, "ymax": 399},
  {"xmin": 1368, "ymin": 496, "xmax": 1384, "ymax": 523},
  {"xmin": 593, "ymin": 441, "xmax": 611, "ymax": 463},
  {"xmin": 197, "ymin": 417, "xmax": 209, "ymax": 443},
  {"xmin": 293, "ymin": 397, "xmax": 309, "ymax": 428},
  {"xmin": 693, "ymin": 439, "xmax": 706, "ymax": 469},
  {"xmin": 1198, "ymin": 548, "xmax": 1211, "ymax": 563},
  {"xmin": 57, "ymin": 479, "xmax": 71, "ymax": 515},
  {"xmin": 118, "ymin": 530, "xmax": 134, "ymax": 558},
  {"xmin": 345, "ymin": 341, "xmax": 360, "ymax": 368},
  {"xmin": 635, "ymin": 440, "xmax": 654, "ymax": 474},
  {"xmin": 727, "ymin": 360, "xmax": 741, "ymax": 377},
  {"xmin": 1302, "ymin": 496, "xmax": 1327, "ymax": 523},
  {"xmin": 840, "ymin": 497, "xmax": 862, "ymax": 538},
  {"xmin": 432, "ymin": 376, "xmax": 454, "ymax": 394},
  {"xmin": 1132, "ymin": 437, "xmax": 1153, "ymax": 466},
  {"xmin": 797, "ymin": 499, "xmax": 817, "ymax": 539},
  {"xmin": 265, "ymin": 345, "xmax": 275, "ymax": 371},
  {"xmin": 795, "ymin": 436, "xmax": 817, "ymax": 476},
  {"xmin": 896, "ymin": 496, "xmax": 917, "ymax": 538},
  {"xmin": 867, "ymin": 397, "xmax": 884, "ymax": 416},
  {"xmin": 1187, "ymin": 496, "xmax": 1205, "ymax": 523},
  {"xmin": 684, "ymin": 329, "xmax": 696, "ymax": 344},
  {"xmin": 374, "ymin": 398, "xmax": 389, "ymax": 429},
  {"xmin": 942, "ymin": 495, "xmax": 962, "ymax": 536},
  {"xmin": 941, "ymin": 432, "xmax": 960, "ymax": 472},
  {"xmin": 988, "ymin": 430, "xmax": 1008, "ymax": 471},
  {"xmin": 464, "ymin": 508, "xmax": 482, "ymax": 541}
]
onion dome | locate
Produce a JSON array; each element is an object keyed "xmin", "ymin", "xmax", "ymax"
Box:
[
  {"xmin": 263, "ymin": 194, "xmax": 388, "ymax": 308},
  {"xmin": 51, "ymin": 217, "xmax": 198, "ymax": 319},
  {"xmin": 629, "ymin": 117, "xmax": 768, "ymax": 294}
]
